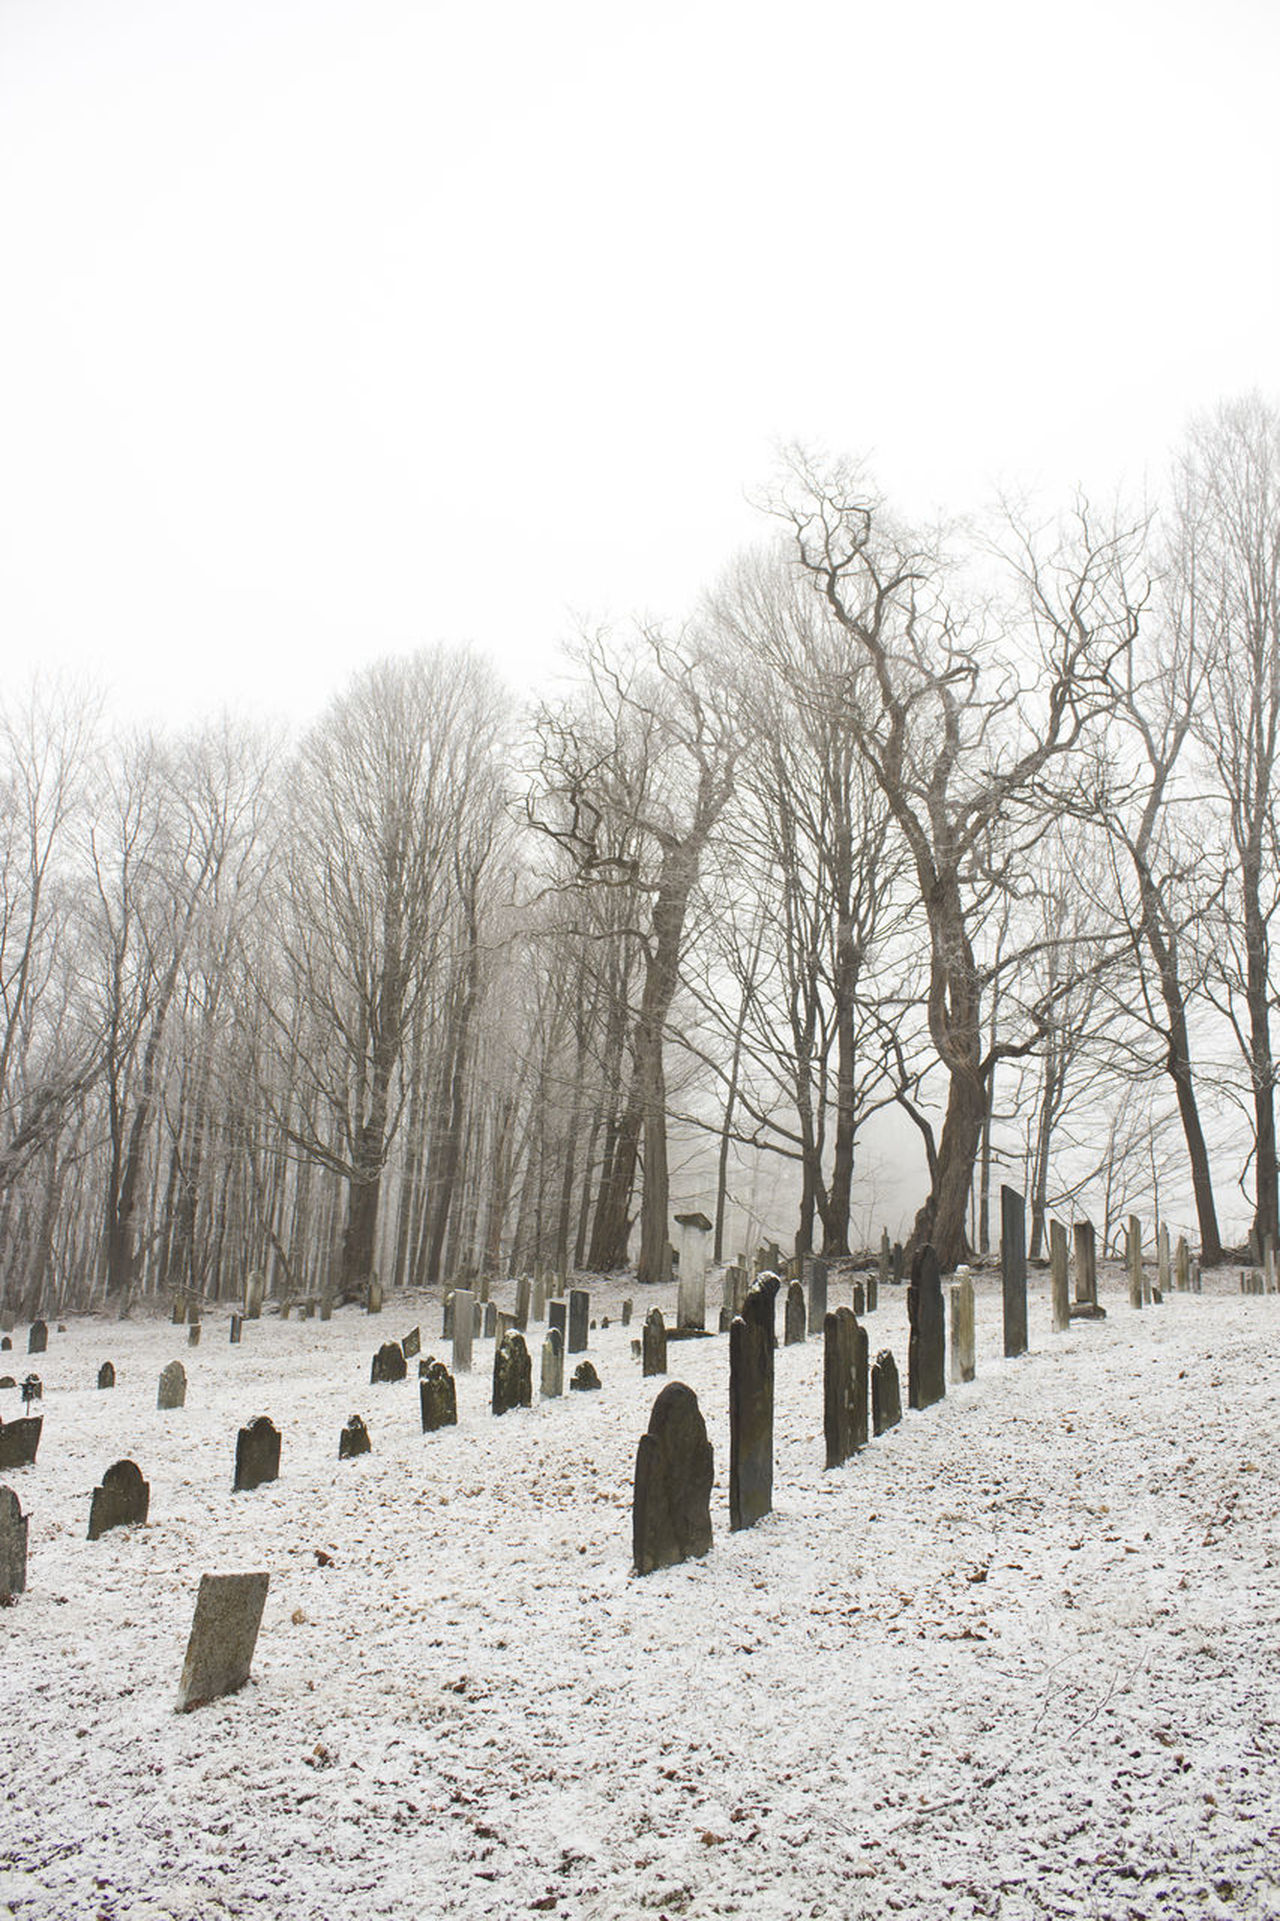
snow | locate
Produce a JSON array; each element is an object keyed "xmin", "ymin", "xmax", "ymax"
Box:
[{"xmin": 2, "ymin": 1268, "xmax": 1278, "ymax": 1920}]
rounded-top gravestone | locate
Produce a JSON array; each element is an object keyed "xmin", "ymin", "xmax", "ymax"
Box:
[{"xmin": 633, "ymin": 1382, "xmax": 714, "ymax": 1575}]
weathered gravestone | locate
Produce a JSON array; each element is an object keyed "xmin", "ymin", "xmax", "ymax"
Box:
[
  {"xmin": 0, "ymin": 1337, "xmax": 9, "ymax": 1351},
  {"xmin": 892, "ymin": 1242, "xmax": 905, "ymax": 1286},
  {"xmin": 492, "ymin": 1330, "xmax": 532, "ymax": 1416},
  {"xmin": 729, "ymin": 1276, "xmax": 780, "ymax": 1532},
  {"xmin": 1175, "ymin": 1234, "xmax": 1190, "ymax": 1292},
  {"xmin": 548, "ymin": 1299, "xmax": 567, "ymax": 1343},
  {"xmin": 88, "ymin": 1459, "xmax": 150, "ymax": 1541},
  {"xmin": 27, "ymin": 1321, "xmax": 47, "ymax": 1356},
  {"xmin": 1049, "ymin": 1220, "xmax": 1070, "ymax": 1333},
  {"xmin": 494, "ymin": 1309, "xmax": 515, "ymax": 1348},
  {"xmin": 908, "ymin": 1246, "xmax": 946, "ymax": 1411},
  {"xmin": 722, "ymin": 1263, "xmax": 749, "ymax": 1321},
  {"xmin": 370, "ymin": 1341, "xmax": 406, "ymax": 1385},
  {"xmin": 157, "ymin": 1361, "xmax": 187, "ymax": 1410},
  {"xmin": 632, "ymin": 1382, "xmax": 714, "ymax": 1575},
  {"xmin": 187, "ymin": 1323, "xmax": 201, "ymax": 1348},
  {"xmin": 1001, "ymin": 1185, "xmax": 1028, "ymax": 1358},
  {"xmin": 402, "ymin": 1326, "xmax": 421, "ymax": 1360},
  {"xmin": 1127, "ymin": 1216, "xmax": 1145, "ymax": 1308},
  {"xmin": 784, "ymin": 1280, "xmax": 806, "ymax": 1346},
  {"xmin": 171, "ymin": 1294, "xmax": 187, "ymax": 1323},
  {"xmin": 866, "ymin": 1265, "xmax": 878, "ymax": 1314},
  {"xmin": 871, "ymin": 1349, "xmax": 902, "ymax": 1435},
  {"xmin": 367, "ymin": 1278, "xmax": 383, "ymax": 1315},
  {"xmin": 1157, "ymin": 1223, "xmax": 1171, "ymax": 1298},
  {"xmin": 642, "ymin": 1308, "xmax": 667, "ymax": 1379},
  {"xmin": 852, "ymin": 1280, "xmax": 866, "ymax": 1318},
  {"xmin": 0, "ymin": 1484, "xmax": 28, "ymax": 1599},
  {"xmin": 339, "ymin": 1414, "xmax": 372, "ymax": 1459},
  {"xmin": 805, "ymin": 1255, "xmax": 829, "ymax": 1329},
  {"xmin": 245, "ymin": 1272, "xmax": 265, "ymax": 1319},
  {"xmin": 949, "ymin": 1268, "xmax": 976, "ymax": 1384},
  {"xmin": 451, "ymin": 1289, "xmax": 474, "ymax": 1374},
  {"xmin": 419, "ymin": 1360, "xmax": 457, "ymax": 1431},
  {"xmin": 483, "ymin": 1301, "xmax": 498, "ymax": 1340},
  {"xmin": 621, "ymin": 1298, "xmax": 633, "ymax": 1328},
  {"xmin": 0, "ymin": 1416, "xmax": 41, "ymax": 1470},
  {"xmin": 532, "ymin": 1274, "xmax": 546, "ymax": 1322},
  {"xmin": 568, "ymin": 1289, "xmax": 590, "ymax": 1354},
  {"xmin": 1071, "ymin": 1218, "xmax": 1105, "ymax": 1317},
  {"xmin": 823, "ymin": 1305, "xmax": 868, "ymax": 1470},
  {"xmin": 98, "ymin": 1362, "xmax": 116, "ymax": 1390},
  {"xmin": 540, "ymin": 1326, "xmax": 564, "ymax": 1399},
  {"xmin": 175, "ymin": 1571, "xmax": 270, "ymax": 1712},
  {"xmin": 229, "ymin": 1316, "xmax": 243, "ymax": 1345},
  {"xmin": 570, "ymin": 1360, "xmax": 601, "ymax": 1392},
  {"xmin": 186, "ymin": 1296, "xmax": 202, "ymax": 1326},
  {"xmin": 233, "ymin": 1416, "xmax": 281, "ymax": 1492},
  {"xmin": 675, "ymin": 1212, "xmax": 712, "ymax": 1331},
  {"xmin": 878, "ymin": 1230, "xmax": 892, "ymax": 1298}
]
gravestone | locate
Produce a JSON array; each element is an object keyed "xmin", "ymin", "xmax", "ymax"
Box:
[
  {"xmin": 540, "ymin": 1326, "xmax": 564, "ymax": 1399},
  {"xmin": 494, "ymin": 1310, "xmax": 515, "ymax": 1347},
  {"xmin": 172, "ymin": 1295, "xmax": 186, "ymax": 1325},
  {"xmin": 370, "ymin": 1341, "xmax": 406, "ymax": 1385},
  {"xmin": 88, "ymin": 1459, "xmax": 150, "ymax": 1541},
  {"xmin": 548, "ymin": 1299, "xmax": 567, "ymax": 1342},
  {"xmin": 98, "ymin": 1362, "xmax": 116, "ymax": 1390},
  {"xmin": 367, "ymin": 1278, "xmax": 383, "ymax": 1315},
  {"xmin": 419, "ymin": 1360, "xmax": 458, "ymax": 1431},
  {"xmin": 451, "ymin": 1289, "xmax": 474, "ymax": 1374},
  {"xmin": 805, "ymin": 1255, "xmax": 829, "ymax": 1329},
  {"xmin": 441, "ymin": 1291, "xmax": 454, "ymax": 1339},
  {"xmin": 892, "ymin": 1242, "xmax": 905, "ymax": 1285},
  {"xmin": 319, "ymin": 1293, "xmax": 333, "ymax": 1321},
  {"xmin": 480, "ymin": 1301, "xmax": 495, "ymax": 1339},
  {"xmin": 21, "ymin": 1375, "xmax": 41, "ymax": 1405},
  {"xmin": 878, "ymin": 1230, "xmax": 892, "ymax": 1298},
  {"xmin": 1191, "ymin": 1257, "xmax": 1202, "ymax": 1293},
  {"xmin": 633, "ymin": 1382, "xmax": 714, "ymax": 1575},
  {"xmin": 187, "ymin": 1323, "xmax": 201, "ymax": 1348},
  {"xmin": 729, "ymin": 1276, "xmax": 780, "ymax": 1532},
  {"xmin": 784, "ymin": 1280, "xmax": 806, "ymax": 1346},
  {"xmin": 852, "ymin": 1280, "xmax": 866, "ymax": 1318},
  {"xmin": 567, "ymin": 1289, "xmax": 590, "ymax": 1354},
  {"xmin": 949, "ymin": 1270, "xmax": 976, "ymax": 1384},
  {"xmin": 871, "ymin": 1350, "xmax": 902, "ymax": 1435},
  {"xmin": 0, "ymin": 1416, "xmax": 41, "ymax": 1469},
  {"xmin": 570, "ymin": 1360, "xmax": 601, "ymax": 1391},
  {"xmin": 229, "ymin": 1316, "xmax": 243, "ymax": 1345},
  {"xmin": 1127, "ymin": 1216, "xmax": 1144, "ymax": 1309},
  {"xmin": 621, "ymin": 1299, "xmax": 633, "ymax": 1328},
  {"xmin": 402, "ymin": 1326, "xmax": 421, "ymax": 1360},
  {"xmin": 675, "ymin": 1212, "xmax": 712, "ymax": 1331},
  {"xmin": 175, "ymin": 1571, "xmax": 270, "ymax": 1713},
  {"xmin": 492, "ymin": 1330, "xmax": 532, "ymax": 1415},
  {"xmin": 0, "ymin": 1337, "xmax": 9, "ymax": 1351},
  {"xmin": 233, "ymin": 1415, "xmax": 281, "ymax": 1492},
  {"xmin": 339, "ymin": 1414, "xmax": 372, "ymax": 1459},
  {"xmin": 245, "ymin": 1272, "xmax": 265, "ymax": 1319},
  {"xmin": 187, "ymin": 1296, "xmax": 202, "ymax": 1326},
  {"xmin": 1001, "ymin": 1185, "xmax": 1028, "ymax": 1358},
  {"xmin": 157, "ymin": 1361, "xmax": 187, "ymax": 1410},
  {"xmin": 866, "ymin": 1265, "xmax": 878, "ymax": 1314},
  {"xmin": 0, "ymin": 1485, "xmax": 27, "ymax": 1598},
  {"xmin": 514, "ymin": 1276, "xmax": 531, "ymax": 1331},
  {"xmin": 723, "ymin": 1264, "xmax": 749, "ymax": 1320},
  {"xmin": 1049, "ymin": 1220, "xmax": 1070, "ymax": 1333},
  {"xmin": 908, "ymin": 1246, "xmax": 946, "ymax": 1411},
  {"xmin": 823, "ymin": 1305, "xmax": 868, "ymax": 1469},
  {"xmin": 1073, "ymin": 1218, "xmax": 1098, "ymax": 1308},
  {"xmin": 642, "ymin": 1308, "xmax": 667, "ymax": 1378},
  {"xmin": 27, "ymin": 1321, "xmax": 47, "ymax": 1356},
  {"xmin": 532, "ymin": 1274, "xmax": 546, "ymax": 1322},
  {"xmin": 1175, "ymin": 1234, "xmax": 1190, "ymax": 1292},
  {"xmin": 0, "ymin": 1376, "xmax": 13, "ymax": 1388},
  {"xmin": 1157, "ymin": 1223, "xmax": 1171, "ymax": 1298}
]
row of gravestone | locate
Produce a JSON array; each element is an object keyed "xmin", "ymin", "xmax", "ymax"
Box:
[{"xmin": 377, "ymin": 1332, "xmax": 601, "ymax": 1415}]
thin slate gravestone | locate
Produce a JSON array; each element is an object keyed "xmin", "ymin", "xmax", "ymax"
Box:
[
  {"xmin": 568, "ymin": 1289, "xmax": 590, "ymax": 1354},
  {"xmin": 245, "ymin": 1272, "xmax": 265, "ymax": 1319},
  {"xmin": 367, "ymin": 1278, "xmax": 383, "ymax": 1314},
  {"xmin": 98, "ymin": 1362, "xmax": 116, "ymax": 1390},
  {"xmin": 402, "ymin": 1326, "xmax": 421, "ymax": 1359},
  {"xmin": 419, "ymin": 1359, "xmax": 457, "ymax": 1431},
  {"xmin": 852, "ymin": 1280, "xmax": 866, "ymax": 1318},
  {"xmin": 0, "ymin": 1485, "xmax": 28, "ymax": 1598},
  {"xmin": 27, "ymin": 1321, "xmax": 47, "ymax": 1356},
  {"xmin": 729, "ymin": 1275, "xmax": 780, "ymax": 1532},
  {"xmin": 157, "ymin": 1362, "xmax": 187, "ymax": 1410},
  {"xmin": 370, "ymin": 1341, "xmax": 407, "ymax": 1385},
  {"xmin": 451, "ymin": 1288, "xmax": 474, "ymax": 1373},
  {"xmin": 949, "ymin": 1268, "xmax": 976, "ymax": 1384},
  {"xmin": 1175, "ymin": 1235, "xmax": 1190, "ymax": 1292},
  {"xmin": 866, "ymin": 1267, "xmax": 878, "ymax": 1314},
  {"xmin": 1049, "ymin": 1220, "xmax": 1070, "ymax": 1333},
  {"xmin": 548, "ymin": 1299, "xmax": 567, "ymax": 1342},
  {"xmin": 229, "ymin": 1316, "xmax": 243, "ymax": 1345},
  {"xmin": 1074, "ymin": 1219, "xmax": 1098, "ymax": 1306},
  {"xmin": 642, "ymin": 1308, "xmax": 667, "ymax": 1378},
  {"xmin": 492, "ymin": 1330, "xmax": 532, "ymax": 1416},
  {"xmin": 187, "ymin": 1323, "xmax": 201, "ymax": 1348},
  {"xmin": 233, "ymin": 1416, "xmax": 281, "ymax": 1492},
  {"xmin": 482, "ymin": 1300, "xmax": 497, "ymax": 1339},
  {"xmin": 908, "ymin": 1246, "xmax": 945, "ymax": 1411},
  {"xmin": 570, "ymin": 1360, "xmax": 601, "ymax": 1391},
  {"xmin": 1127, "ymin": 1216, "xmax": 1144, "ymax": 1308},
  {"xmin": 1001, "ymin": 1185, "xmax": 1028, "ymax": 1358},
  {"xmin": 514, "ymin": 1276, "xmax": 531, "ymax": 1331},
  {"xmin": 87, "ymin": 1459, "xmax": 150, "ymax": 1541},
  {"xmin": 823, "ymin": 1305, "xmax": 868, "ymax": 1470},
  {"xmin": 805, "ymin": 1255, "xmax": 829, "ymax": 1329},
  {"xmin": 633, "ymin": 1382, "xmax": 714, "ymax": 1575},
  {"xmin": 621, "ymin": 1298, "xmax": 632, "ymax": 1328},
  {"xmin": 540, "ymin": 1326, "xmax": 564, "ymax": 1399},
  {"xmin": 784, "ymin": 1280, "xmax": 806, "ymax": 1346},
  {"xmin": 0, "ymin": 1416, "xmax": 41, "ymax": 1470},
  {"xmin": 871, "ymin": 1350, "xmax": 902, "ymax": 1435},
  {"xmin": 175, "ymin": 1571, "xmax": 270, "ymax": 1712},
  {"xmin": 339, "ymin": 1414, "xmax": 371, "ymax": 1459}
]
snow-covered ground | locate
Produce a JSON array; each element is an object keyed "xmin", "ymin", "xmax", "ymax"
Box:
[{"xmin": 1, "ymin": 1265, "xmax": 1278, "ymax": 1921}]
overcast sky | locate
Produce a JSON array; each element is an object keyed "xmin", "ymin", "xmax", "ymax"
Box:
[{"xmin": 2, "ymin": 0, "xmax": 1276, "ymax": 731}]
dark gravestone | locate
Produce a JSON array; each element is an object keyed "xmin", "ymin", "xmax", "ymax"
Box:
[
  {"xmin": 0, "ymin": 1416, "xmax": 41, "ymax": 1469},
  {"xmin": 0, "ymin": 1337, "xmax": 9, "ymax": 1351},
  {"xmin": 483, "ymin": 1301, "xmax": 498, "ymax": 1340},
  {"xmin": 621, "ymin": 1299, "xmax": 633, "ymax": 1328},
  {"xmin": 892, "ymin": 1242, "xmax": 905, "ymax": 1285},
  {"xmin": 866, "ymin": 1267, "xmax": 878, "ymax": 1314},
  {"xmin": 642, "ymin": 1308, "xmax": 667, "ymax": 1378},
  {"xmin": 823, "ymin": 1306, "xmax": 869, "ymax": 1469},
  {"xmin": 633, "ymin": 1383, "xmax": 714, "ymax": 1575},
  {"xmin": 187, "ymin": 1323, "xmax": 201, "ymax": 1348},
  {"xmin": 97, "ymin": 1362, "xmax": 115, "ymax": 1390},
  {"xmin": 784, "ymin": 1280, "xmax": 806, "ymax": 1346},
  {"xmin": 0, "ymin": 1376, "xmax": 14, "ymax": 1389},
  {"xmin": 805, "ymin": 1256, "xmax": 829, "ymax": 1329},
  {"xmin": 21, "ymin": 1375, "xmax": 41, "ymax": 1405},
  {"xmin": 1001, "ymin": 1184, "xmax": 1028, "ymax": 1359},
  {"xmin": 491, "ymin": 1331, "xmax": 532, "ymax": 1416},
  {"xmin": 88, "ymin": 1458, "xmax": 150, "ymax": 1540},
  {"xmin": 0, "ymin": 1485, "xmax": 28, "ymax": 1598},
  {"xmin": 729, "ymin": 1276, "xmax": 780, "ymax": 1532},
  {"xmin": 569, "ymin": 1360, "xmax": 601, "ymax": 1392},
  {"xmin": 548, "ymin": 1299, "xmax": 567, "ymax": 1342},
  {"xmin": 229, "ymin": 1316, "xmax": 243, "ymax": 1345},
  {"xmin": 27, "ymin": 1321, "xmax": 47, "ymax": 1356},
  {"xmin": 233, "ymin": 1416, "xmax": 281, "ymax": 1492},
  {"xmin": 187, "ymin": 1297, "xmax": 202, "ymax": 1326},
  {"xmin": 852, "ymin": 1280, "xmax": 866, "ymax": 1318},
  {"xmin": 568, "ymin": 1289, "xmax": 590, "ymax": 1354},
  {"xmin": 370, "ymin": 1341, "xmax": 407, "ymax": 1385},
  {"xmin": 908, "ymin": 1246, "xmax": 946, "ymax": 1411},
  {"xmin": 441, "ymin": 1292, "xmax": 454, "ymax": 1339},
  {"xmin": 157, "ymin": 1361, "xmax": 187, "ymax": 1410},
  {"xmin": 871, "ymin": 1349, "xmax": 903, "ymax": 1435},
  {"xmin": 172, "ymin": 1295, "xmax": 186, "ymax": 1324},
  {"xmin": 339, "ymin": 1414, "xmax": 372, "ymax": 1459},
  {"xmin": 419, "ymin": 1359, "xmax": 458, "ymax": 1431},
  {"xmin": 176, "ymin": 1572, "xmax": 270, "ymax": 1712}
]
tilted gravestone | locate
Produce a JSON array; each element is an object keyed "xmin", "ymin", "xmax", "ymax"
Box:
[
  {"xmin": 98, "ymin": 1362, "xmax": 116, "ymax": 1390},
  {"xmin": 908, "ymin": 1246, "xmax": 946, "ymax": 1411},
  {"xmin": 419, "ymin": 1360, "xmax": 457, "ymax": 1432},
  {"xmin": 176, "ymin": 1571, "xmax": 270, "ymax": 1712},
  {"xmin": 233, "ymin": 1416, "xmax": 281, "ymax": 1492},
  {"xmin": 633, "ymin": 1382, "xmax": 714, "ymax": 1575},
  {"xmin": 27, "ymin": 1321, "xmax": 47, "ymax": 1356},
  {"xmin": 370, "ymin": 1341, "xmax": 406, "ymax": 1385},
  {"xmin": 88, "ymin": 1459, "xmax": 150, "ymax": 1541},
  {"xmin": 540, "ymin": 1326, "xmax": 564, "ymax": 1399},
  {"xmin": 784, "ymin": 1280, "xmax": 806, "ymax": 1346},
  {"xmin": 729, "ymin": 1275, "xmax": 780, "ymax": 1532},
  {"xmin": 402, "ymin": 1326, "xmax": 421, "ymax": 1360},
  {"xmin": 157, "ymin": 1361, "xmax": 187, "ymax": 1410},
  {"xmin": 451, "ymin": 1288, "xmax": 474, "ymax": 1373},
  {"xmin": 570, "ymin": 1360, "xmax": 601, "ymax": 1392},
  {"xmin": 0, "ymin": 1485, "xmax": 28, "ymax": 1598},
  {"xmin": 1001, "ymin": 1185, "xmax": 1028, "ymax": 1358},
  {"xmin": 642, "ymin": 1307, "xmax": 667, "ymax": 1378},
  {"xmin": 0, "ymin": 1416, "xmax": 41, "ymax": 1470},
  {"xmin": 492, "ymin": 1330, "xmax": 532, "ymax": 1416},
  {"xmin": 567, "ymin": 1289, "xmax": 590, "ymax": 1354},
  {"xmin": 187, "ymin": 1323, "xmax": 201, "ymax": 1348},
  {"xmin": 824, "ymin": 1305, "xmax": 868, "ymax": 1470},
  {"xmin": 949, "ymin": 1268, "xmax": 976, "ymax": 1384},
  {"xmin": 339, "ymin": 1414, "xmax": 372, "ymax": 1459},
  {"xmin": 871, "ymin": 1349, "xmax": 902, "ymax": 1435},
  {"xmin": 1049, "ymin": 1219, "xmax": 1070, "ymax": 1333}
]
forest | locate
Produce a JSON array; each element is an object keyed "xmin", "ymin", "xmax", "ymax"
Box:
[{"xmin": 3, "ymin": 394, "xmax": 1278, "ymax": 1319}]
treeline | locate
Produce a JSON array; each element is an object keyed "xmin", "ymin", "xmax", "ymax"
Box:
[{"xmin": 3, "ymin": 396, "xmax": 1278, "ymax": 1317}]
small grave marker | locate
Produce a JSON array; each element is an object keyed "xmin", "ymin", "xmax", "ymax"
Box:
[
  {"xmin": 570, "ymin": 1360, "xmax": 601, "ymax": 1392},
  {"xmin": 338, "ymin": 1414, "xmax": 371, "ymax": 1458},
  {"xmin": 784, "ymin": 1280, "xmax": 806, "ymax": 1346},
  {"xmin": 158, "ymin": 1361, "xmax": 187, "ymax": 1410},
  {"xmin": 87, "ymin": 1459, "xmax": 150, "ymax": 1540},
  {"xmin": 97, "ymin": 1362, "xmax": 116, "ymax": 1391},
  {"xmin": 27, "ymin": 1321, "xmax": 47, "ymax": 1356},
  {"xmin": 492, "ymin": 1330, "xmax": 532, "ymax": 1415},
  {"xmin": 908, "ymin": 1246, "xmax": 945, "ymax": 1411},
  {"xmin": 871, "ymin": 1350, "xmax": 902, "ymax": 1434}
]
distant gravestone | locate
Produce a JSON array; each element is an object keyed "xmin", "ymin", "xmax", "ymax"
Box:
[
  {"xmin": 0, "ymin": 1485, "xmax": 28, "ymax": 1599},
  {"xmin": 1157, "ymin": 1223, "xmax": 1171, "ymax": 1298},
  {"xmin": 402, "ymin": 1326, "xmax": 421, "ymax": 1360},
  {"xmin": 908, "ymin": 1246, "xmax": 945, "ymax": 1411},
  {"xmin": 494, "ymin": 1309, "xmax": 516, "ymax": 1348},
  {"xmin": 729, "ymin": 1276, "xmax": 779, "ymax": 1532},
  {"xmin": 878, "ymin": 1230, "xmax": 892, "ymax": 1298},
  {"xmin": 548, "ymin": 1300, "xmax": 567, "ymax": 1343},
  {"xmin": 621, "ymin": 1298, "xmax": 633, "ymax": 1328},
  {"xmin": 187, "ymin": 1323, "xmax": 201, "ymax": 1348},
  {"xmin": 0, "ymin": 1416, "xmax": 41, "ymax": 1470},
  {"xmin": 1001, "ymin": 1185, "xmax": 1028, "ymax": 1358},
  {"xmin": 570, "ymin": 1360, "xmax": 601, "ymax": 1392},
  {"xmin": 483, "ymin": 1301, "xmax": 498, "ymax": 1340},
  {"xmin": 540, "ymin": 1326, "xmax": 564, "ymax": 1399},
  {"xmin": 27, "ymin": 1321, "xmax": 47, "ymax": 1356},
  {"xmin": 949, "ymin": 1270, "xmax": 976, "ymax": 1384},
  {"xmin": 0, "ymin": 1337, "xmax": 9, "ymax": 1351},
  {"xmin": 633, "ymin": 1382, "xmax": 714, "ymax": 1575},
  {"xmin": 1049, "ymin": 1220, "xmax": 1070, "ymax": 1332},
  {"xmin": 319, "ymin": 1293, "xmax": 333, "ymax": 1322},
  {"xmin": 852, "ymin": 1280, "xmax": 866, "ymax": 1318},
  {"xmin": 87, "ymin": 1458, "xmax": 150, "ymax": 1541},
  {"xmin": 784, "ymin": 1280, "xmax": 806, "ymax": 1346},
  {"xmin": 492, "ymin": 1330, "xmax": 532, "ymax": 1416},
  {"xmin": 675, "ymin": 1212, "xmax": 712, "ymax": 1331},
  {"xmin": 871, "ymin": 1349, "xmax": 902, "ymax": 1435},
  {"xmin": 367, "ymin": 1278, "xmax": 383, "ymax": 1315},
  {"xmin": 97, "ymin": 1361, "xmax": 116, "ymax": 1390},
  {"xmin": 229, "ymin": 1316, "xmax": 243, "ymax": 1345},
  {"xmin": 441, "ymin": 1291, "xmax": 454, "ymax": 1339},
  {"xmin": 175, "ymin": 1571, "xmax": 270, "ymax": 1713},
  {"xmin": 805, "ymin": 1255, "xmax": 829, "ymax": 1329},
  {"xmin": 0, "ymin": 1375, "xmax": 13, "ymax": 1388},
  {"xmin": 723, "ymin": 1264, "xmax": 749, "ymax": 1319},
  {"xmin": 1175, "ymin": 1235, "xmax": 1190, "ymax": 1292},
  {"xmin": 892, "ymin": 1242, "xmax": 905, "ymax": 1286},
  {"xmin": 187, "ymin": 1296, "xmax": 202, "ymax": 1326},
  {"xmin": 338, "ymin": 1414, "xmax": 371, "ymax": 1459},
  {"xmin": 451, "ymin": 1289, "xmax": 474, "ymax": 1374},
  {"xmin": 824, "ymin": 1305, "xmax": 868, "ymax": 1469},
  {"xmin": 157, "ymin": 1361, "xmax": 187, "ymax": 1410},
  {"xmin": 1127, "ymin": 1216, "xmax": 1144, "ymax": 1309},
  {"xmin": 866, "ymin": 1265, "xmax": 878, "ymax": 1314},
  {"xmin": 21, "ymin": 1375, "xmax": 40, "ymax": 1406},
  {"xmin": 233, "ymin": 1416, "xmax": 281, "ymax": 1492},
  {"xmin": 567, "ymin": 1288, "xmax": 590, "ymax": 1354},
  {"xmin": 642, "ymin": 1307, "xmax": 667, "ymax": 1378},
  {"xmin": 370, "ymin": 1341, "xmax": 406, "ymax": 1385},
  {"xmin": 172, "ymin": 1295, "xmax": 186, "ymax": 1325},
  {"xmin": 419, "ymin": 1359, "xmax": 458, "ymax": 1431},
  {"xmin": 531, "ymin": 1274, "xmax": 546, "ymax": 1322},
  {"xmin": 245, "ymin": 1272, "xmax": 265, "ymax": 1319},
  {"xmin": 1072, "ymin": 1218, "xmax": 1105, "ymax": 1317},
  {"xmin": 514, "ymin": 1277, "xmax": 531, "ymax": 1331}
]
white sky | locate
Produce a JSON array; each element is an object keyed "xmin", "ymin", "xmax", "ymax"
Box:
[{"xmin": 2, "ymin": 0, "xmax": 1277, "ymax": 730}]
